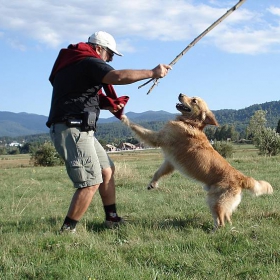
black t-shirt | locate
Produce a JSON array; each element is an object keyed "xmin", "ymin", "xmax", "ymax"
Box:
[{"xmin": 47, "ymin": 57, "xmax": 114, "ymax": 127}]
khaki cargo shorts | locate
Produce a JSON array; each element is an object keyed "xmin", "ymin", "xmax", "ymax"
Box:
[{"xmin": 50, "ymin": 123, "xmax": 114, "ymax": 188}]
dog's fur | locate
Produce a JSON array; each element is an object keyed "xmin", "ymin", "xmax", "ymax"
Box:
[{"xmin": 121, "ymin": 93, "xmax": 273, "ymax": 229}]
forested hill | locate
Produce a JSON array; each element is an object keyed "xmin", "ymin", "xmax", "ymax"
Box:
[
  {"xmin": 214, "ymin": 100, "xmax": 280, "ymax": 125},
  {"xmin": 95, "ymin": 100, "xmax": 280, "ymax": 143},
  {"xmin": 0, "ymin": 100, "xmax": 280, "ymax": 139}
]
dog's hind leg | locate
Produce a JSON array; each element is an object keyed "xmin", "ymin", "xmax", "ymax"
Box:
[
  {"xmin": 207, "ymin": 188, "xmax": 242, "ymax": 230},
  {"xmin": 211, "ymin": 205, "xmax": 224, "ymax": 229},
  {"xmin": 209, "ymin": 203, "xmax": 230, "ymax": 230},
  {"xmin": 148, "ymin": 160, "xmax": 175, "ymax": 190}
]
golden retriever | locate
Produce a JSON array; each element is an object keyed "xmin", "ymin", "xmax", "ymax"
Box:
[{"xmin": 121, "ymin": 93, "xmax": 273, "ymax": 229}]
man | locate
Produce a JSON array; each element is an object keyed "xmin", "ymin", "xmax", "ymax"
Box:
[{"xmin": 47, "ymin": 31, "xmax": 171, "ymax": 233}]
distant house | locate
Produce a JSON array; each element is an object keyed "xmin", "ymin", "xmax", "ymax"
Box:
[
  {"xmin": 105, "ymin": 144, "xmax": 117, "ymax": 152},
  {"xmin": 9, "ymin": 142, "xmax": 21, "ymax": 147},
  {"xmin": 120, "ymin": 142, "xmax": 136, "ymax": 150}
]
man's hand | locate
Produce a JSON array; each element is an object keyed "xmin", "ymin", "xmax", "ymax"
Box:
[
  {"xmin": 151, "ymin": 64, "xmax": 172, "ymax": 79},
  {"xmin": 104, "ymin": 103, "xmax": 124, "ymax": 113}
]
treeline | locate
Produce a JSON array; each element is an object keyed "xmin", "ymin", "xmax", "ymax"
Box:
[
  {"xmin": 96, "ymin": 101, "xmax": 280, "ymax": 142},
  {"xmin": 1, "ymin": 100, "xmax": 280, "ymax": 152},
  {"xmin": 15, "ymin": 110, "xmax": 280, "ymax": 167},
  {"xmin": 1, "ymin": 118, "xmax": 280, "ymax": 150},
  {"xmin": 214, "ymin": 100, "xmax": 280, "ymax": 132}
]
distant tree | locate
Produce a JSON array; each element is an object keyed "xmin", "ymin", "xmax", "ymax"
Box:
[
  {"xmin": 247, "ymin": 110, "xmax": 280, "ymax": 156},
  {"xmin": 19, "ymin": 142, "xmax": 32, "ymax": 154},
  {"xmin": 276, "ymin": 119, "xmax": 280, "ymax": 134},
  {"xmin": 30, "ymin": 142, "xmax": 64, "ymax": 167},
  {"xmin": 212, "ymin": 125, "xmax": 238, "ymax": 141},
  {"xmin": 0, "ymin": 147, "xmax": 7, "ymax": 155},
  {"xmin": 222, "ymin": 126, "xmax": 228, "ymax": 140},
  {"xmin": 227, "ymin": 126, "xmax": 239, "ymax": 141},
  {"xmin": 204, "ymin": 126, "xmax": 216, "ymax": 141},
  {"xmin": 212, "ymin": 141, "xmax": 234, "ymax": 158},
  {"xmin": 29, "ymin": 142, "xmax": 43, "ymax": 154},
  {"xmin": 124, "ymin": 137, "xmax": 139, "ymax": 145},
  {"xmin": 246, "ymin": 110, "xmax": 267, "ymax": 140},
  {"xmin": 8, "ymin": 148, "xmax": 20, "ymax": 155},
  {"xmin": 255, "ymin": 128, "xmax": 280, "ymax": 156}
]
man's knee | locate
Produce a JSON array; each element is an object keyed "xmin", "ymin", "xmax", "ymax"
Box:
[
  {"xmin": 79, "ymin": 184, "xmax": 99, "ymax": 194},
  {"xmin": 102, "ymin": 166, "xmax": 115, "ymax": 179}
]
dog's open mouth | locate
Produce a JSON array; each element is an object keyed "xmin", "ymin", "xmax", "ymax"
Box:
[{"xmin": 176, "ymin": 103, "xmax": 191, "ymax": 112}]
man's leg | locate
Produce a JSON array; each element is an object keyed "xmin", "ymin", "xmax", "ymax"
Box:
[
  {"xmin": 67, "ymin": 184, "xmax": 100, "ymax": 221},
  {"xmin": 99, "ymin": 166, "xmax": 116, "ymax": 206},
  {"xmin": 94, "ymin": 137, "xmax": 124, "ymax": 227},
  {"xmin": 61, "ymin": 184, "xmax": 100, "ymax": 233},
  {"xmin": 99, "ymin": 166, "xmax": 124, "ymax": 228},
  {"xmin": 51, "ymin": 126, "xmax": 102, "ymax": 233}
]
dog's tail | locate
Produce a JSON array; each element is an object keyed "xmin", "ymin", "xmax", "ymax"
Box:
[
  {"xmin": 243, "ymin": 177, "xmax": 273, "ymax": 196},
  {"xmin": 121, "ymin": 115, "xmax": 160, "ymax": 147}
]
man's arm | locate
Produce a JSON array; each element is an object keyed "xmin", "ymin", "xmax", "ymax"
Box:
[{"xmin": 102, "ymin": 64, "xmax": 171, "ymax": 85}]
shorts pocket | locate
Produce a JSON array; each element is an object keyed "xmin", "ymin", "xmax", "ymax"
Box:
[{"xmin": 68, "ymin": 156, "xmax": 93, "ymax": 184}]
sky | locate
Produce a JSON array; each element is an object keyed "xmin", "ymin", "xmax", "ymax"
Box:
[{"xmin": 1, "ymin": 0, "xmax": 280, "ymax": 119}]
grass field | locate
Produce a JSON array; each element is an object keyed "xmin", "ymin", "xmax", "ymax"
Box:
[{"xmin": 0, "ymin": 146, "xmax": 280, "ymax": 279}]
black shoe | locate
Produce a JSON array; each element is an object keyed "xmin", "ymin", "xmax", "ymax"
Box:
[
  {"xmin": 104, "ymin": 216, "xmax": 125, "ymax": 229},
  {"xmin": 59, "ymin": 224, "xmax": 76, "ymax": 234}
]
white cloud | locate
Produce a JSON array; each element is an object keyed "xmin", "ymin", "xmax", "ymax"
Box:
[
  {"xmin": 7, "ymin": 38, "xmax": 26, "ymax": 51},
  {"xmin": 0, "ymin": 0, "xmax": 280, "ymax": 54},
  {"xmin": 268, "ymin": 6, "xmax": 280, "ymax": 17},
  {"xmin": 213, "ymin": 28, "xmax": 280, "ymax": 54}
]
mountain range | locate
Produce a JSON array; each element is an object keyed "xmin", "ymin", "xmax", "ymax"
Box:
[
  {"xmin": 0, "ymin": 110, "xmax": 176, "ymax": 137},
  {"xmin": 1, "ymin": 100, "xmax": 280, "ymax": 138}
]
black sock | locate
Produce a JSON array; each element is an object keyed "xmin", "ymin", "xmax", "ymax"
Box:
[
  {"xmin": 62, "ymin": 216, "xmax": 78, "ymax": 230},
  {"xmin": 104, "ymin": 204, "xmax": 117, "ymax": 220}
]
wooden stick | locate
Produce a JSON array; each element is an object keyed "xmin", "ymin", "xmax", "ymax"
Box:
[{"xmin": 138, "ymin": 0, "xmax": 247, "ymax": 94}]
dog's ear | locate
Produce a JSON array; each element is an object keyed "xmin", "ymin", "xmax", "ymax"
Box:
[{"xmin": 203, "ymin": 111, "xmax": 219, "ymax": 126}]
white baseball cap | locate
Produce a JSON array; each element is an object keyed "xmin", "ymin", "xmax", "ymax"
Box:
[{"xmin": 88, "ymin": 31, "xmax": 123, "ymax": 56}]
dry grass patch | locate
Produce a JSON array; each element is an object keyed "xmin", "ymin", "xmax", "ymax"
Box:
[{"xmin": 0, "ymin": 154, "xmax": 31, "ymax": 168}]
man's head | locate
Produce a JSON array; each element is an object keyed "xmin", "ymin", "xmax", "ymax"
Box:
[{"xmin": 88, "ymin": 31, "xmax": 123, "ymax": 58}]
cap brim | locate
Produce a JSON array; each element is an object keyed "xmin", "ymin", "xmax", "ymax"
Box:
[
  {"xmin": 113, "ymin": 51, "xmax": 123, "ymax": 56},
  {"xmin": 109, "ymin": 48, "xmax": 123, "ymax": 56}
]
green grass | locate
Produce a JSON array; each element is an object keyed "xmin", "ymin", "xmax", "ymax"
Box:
[{"xmin": 0, "ymin": 148, "xmax": 280, "ymax": 279}]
